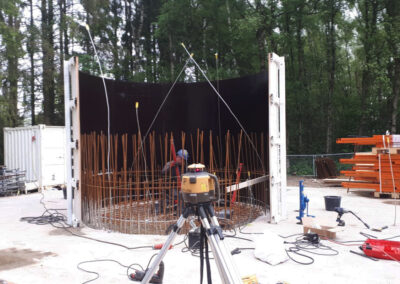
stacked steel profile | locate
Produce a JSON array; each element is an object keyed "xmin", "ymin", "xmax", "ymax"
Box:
[{"xmin": 337, "ymin": 135, "xmax": 400, "ymax": 196}]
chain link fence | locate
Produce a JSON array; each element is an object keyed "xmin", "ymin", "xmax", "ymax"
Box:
[{"xmin": 287, "ymin": 153, "xmax": 354, "ymax": 177}]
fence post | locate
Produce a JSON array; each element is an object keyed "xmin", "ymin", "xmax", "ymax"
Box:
[{"xmin": 313, "ymin": 155, "xmax": 316, "ymax": 177}]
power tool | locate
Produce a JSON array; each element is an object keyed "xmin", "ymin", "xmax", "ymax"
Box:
[
  {"xmin": 361, "ymin": 239, "xmax": 400, "ymax": 261},
  {"xmin": 129, "ymin": 261, "xmax": 164, "ymax": 283},
  {"xmin": 334, "ymin": 207, "xmax": 370, "ymax": 228}
]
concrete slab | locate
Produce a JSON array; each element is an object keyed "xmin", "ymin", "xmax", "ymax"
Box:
[{"xmin": 0, "ymin": 182, "xmax": 399, "ymax": 284}]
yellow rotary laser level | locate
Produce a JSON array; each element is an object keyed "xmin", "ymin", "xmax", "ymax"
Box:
[
  {"xmin": 139, "ymin": 163, "xmax": 242, "ymax": 284},
  {"xmin": 181, "ymin": 164, "xmax": 220, "ymax": 204}
]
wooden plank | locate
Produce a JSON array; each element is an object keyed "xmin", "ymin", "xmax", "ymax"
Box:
[{"xmin": 342, "ymin": 181, "xmax": 399, "ymax": 192}]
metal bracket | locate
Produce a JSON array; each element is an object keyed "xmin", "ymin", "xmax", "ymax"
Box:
[{"xmin": 270, "ymin": 136, "xmax": 282, "ymax": 146}]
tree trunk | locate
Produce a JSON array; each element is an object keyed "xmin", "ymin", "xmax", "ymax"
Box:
[
  {"xmin": 225, "ymin": 0, "xmax": 237, "ymax": 70},
  {"xmin": 391, "ymin": 58, "xmax": 400, "ymax": 133},
  {"xmin": 202, "ymin": 18, "xmax": 208, "ymax": 70},
  {"xmin": 133, "ymin": 0, "xmax": 144, "ymax": 74},
  {"xmin": 386, "ymin": 0, "xmax": 400, "ymax": 133},
  {"xmin": 6, "ymin": 15, "xmax": 20, "ymax": 127},
  {"xmin": 357, "ymin": 0, "xmax": 376, "ymax": 136},
  {"xmin": 326, "ymin": 2, "xmax": 337, "ymax": 153},
  {"xmin": 256, "ymin": 28, "xmax": 266, "ymax": 71},
  {"xmin": 111, "ymin": 0, "xmax": 121, "ymax": 79},
  {"xmin": 62, "ymin": 0, "xmax": 69, "ymax": 56},
  {"xmin": 29, "ymin": 0, "xmax": 36, "ymax": 125},
  {"xmin": 59, "ymin": 0, "xmax": 65, "ymax": 117},
  {"xmin": 41, "ymin": 0, "xmax": 55, "ymax": 125},
  {"xmin": 168, "ymin": 32, "xmax": 175, "ymax": 81}
]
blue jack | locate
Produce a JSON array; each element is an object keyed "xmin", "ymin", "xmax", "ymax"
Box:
[{"xmin": 296, "ymin": 180, "xmax": 314, "ymax": 224}]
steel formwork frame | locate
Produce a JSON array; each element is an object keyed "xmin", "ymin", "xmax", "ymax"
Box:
[
  {"xmin": 64, "ymin": 54, "xmax": 287, "ymax": 227},
  {"xmin": 64, "ymin": 57, "xmax": 81, "ymax": 226},
  {"xmin": 268, "ymin": 53, "xmax": 287, "ymax": 223}
]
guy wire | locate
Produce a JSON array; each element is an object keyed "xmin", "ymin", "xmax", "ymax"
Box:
[
  {"xmin": 181, "ymin": 43, "xmax": 266, "ymax": 174},
  {"xmin": 129, "ymin": 57, "xmax": 191, "ymax": 169},
  {"xmin": 215, "ymin": 52, "xmax": 223, "ymax": 168},
  {"xmin": 135, "ymin": 103, "xmax": 149, "ymax": 183},
  {"xmin": 85, "ymin": 24, "xmax": 111, "ymax": 178}
]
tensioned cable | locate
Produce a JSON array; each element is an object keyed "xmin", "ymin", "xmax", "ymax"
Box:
[
  {"xmin": 129, "ymin": 58, "xmax": 191, "ymax": 169},
  {"xmin": 135, "ymin": 102, "xmax": 151, "ymax": 206},
  {"xmin": 383, "ymin": 135, "xmax": 398, "ymax": 226},
  {"xmin": 135, "ymin": 103, "xmax": 149, "ymax": 183},
  {"xmin": 181, "ymin": 43, "xmax": 266, "ymax": 174},
  {"xmin": 85, "ymin": 24, "xmax": 111, "ymax": 177},
  {"xmin": 215, "ymin": 52, "xmax": 223, "ymax": 168}
]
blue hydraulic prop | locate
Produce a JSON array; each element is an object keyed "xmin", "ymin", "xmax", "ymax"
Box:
[{"xmin": 296, "ymin": 180, "xmax": 314, "ymax": 224}]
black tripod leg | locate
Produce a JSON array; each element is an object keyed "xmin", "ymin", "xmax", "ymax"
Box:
[{"xmin": 200, "ymin": 224, "xmax": 204, "ymax": 284}]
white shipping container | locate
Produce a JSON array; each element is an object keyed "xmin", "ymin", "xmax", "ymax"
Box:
[{"xmin": 3, "ymin": 125, "xmax": 66, "ymax": 190}]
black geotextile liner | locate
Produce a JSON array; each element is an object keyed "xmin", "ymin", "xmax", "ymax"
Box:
[{"xmin": 79, "ymin": 71, "xmax": 268, "ymax": 135}]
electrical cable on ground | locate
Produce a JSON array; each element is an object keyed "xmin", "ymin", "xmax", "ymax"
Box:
[
  {"xmin": 321, "ymin": 232, "xmax": 400, "ymax": 247},
  {"xmin": 231, "ymin": 247, "xmax": 255, "ymax": 255},
  {"xmin": 180, "ymin": 226, "xmax": 255, "ymax": 259},
  {"xmin": 20, "ymin": 192, "xmax": 154, "ymax": 250},
  {"xmin": 77, "ymin": 259, "xmax": 143, "ymax": 284},
  {"xmin": 281, "ymin": 234, "xmax": 339, "ymax": 265},
  {"xmin": 20, "ymin": 192, "xmax": 193, "ymax": 283},
  {"xmin": 279, "ymin": 233, "xmax": 304, "ymax": 239},
  {"xmin": 238, "ymin": 224, "xmax": 263, "ymax": 235},
  {"xmin": 384, "ymin": 234, "xmax": 400, "ymax": 240}
]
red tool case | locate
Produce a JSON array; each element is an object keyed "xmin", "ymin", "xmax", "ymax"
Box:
[{"xmin": 362, "ymin": 239, "xmax": 400, "ymax": 261}]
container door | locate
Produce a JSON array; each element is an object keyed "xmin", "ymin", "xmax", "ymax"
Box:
[
  {"xmin": 41, "ymin": 127, "xmax": 66, "ymax": 187},
  {"xmin": 4, "ymin": 126, "xmax": 41, "ymax": 185}
]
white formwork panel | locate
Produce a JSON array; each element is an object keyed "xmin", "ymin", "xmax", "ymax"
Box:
[
  {"xmin": 268, "ymin": 53, "xmax": 287, "ymax": 223},
  {"xmin": 64, "ymin": 57, "xmax": 81, "ymax": 226}
]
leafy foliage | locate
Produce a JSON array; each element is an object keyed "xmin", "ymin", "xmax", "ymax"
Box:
[{"xmin": 0, "ymin": 0, "xmax": 400, "ymax": 166}]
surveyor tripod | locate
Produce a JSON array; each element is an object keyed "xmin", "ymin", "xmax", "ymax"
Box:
[{"xmin": 140, "ymin": 202, "xmax": 242, "ymax": 284}]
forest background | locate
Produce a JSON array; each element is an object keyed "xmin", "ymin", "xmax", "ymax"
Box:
[{"xmin": 0, "ymin": 0, "xmax": 399, "ymax": 164}]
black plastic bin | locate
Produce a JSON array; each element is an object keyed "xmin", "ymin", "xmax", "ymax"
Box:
[{"xmin": 324, "ymin": 195, "xmax": 341, "ymax": 211}]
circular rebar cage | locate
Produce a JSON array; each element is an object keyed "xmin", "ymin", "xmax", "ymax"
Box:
[{"xmin": 81, "ymin": 131, "xmax": 268, "ymax": 234}]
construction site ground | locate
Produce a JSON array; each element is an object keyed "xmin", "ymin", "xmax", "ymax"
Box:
[{"xmin": 0, "ymin": 178, "xmax": 399, "ymax": 284}]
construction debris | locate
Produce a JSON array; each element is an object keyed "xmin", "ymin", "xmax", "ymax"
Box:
[
  {"xmin": 315, "ymin": 157, "xmax": 337, "ymax": 179},
  {"xmin": 0, "ymin": 167, "xmax": 25, "ymax": 196}
]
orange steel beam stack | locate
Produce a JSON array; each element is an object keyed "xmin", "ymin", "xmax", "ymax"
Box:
[{"xmin": 336, "ymin": 135, "xmax": 400, "ymax": 194}]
